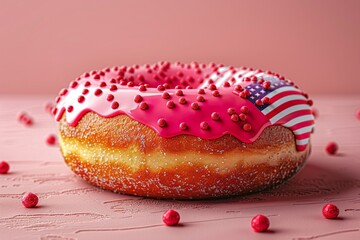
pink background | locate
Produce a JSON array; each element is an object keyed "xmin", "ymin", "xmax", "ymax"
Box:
[{"xmin": 1, "ymin": 0, "xmax": 359, "ymax": 95}]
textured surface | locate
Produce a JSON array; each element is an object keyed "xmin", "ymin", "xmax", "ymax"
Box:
[{"xmin": 0, "ymin": 95, "xmax": 360, "ymax": 239}]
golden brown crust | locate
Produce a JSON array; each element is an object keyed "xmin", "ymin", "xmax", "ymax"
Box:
[{"xmin": 59, "ymin": 112, "xmax": 309, "ymax": 199}]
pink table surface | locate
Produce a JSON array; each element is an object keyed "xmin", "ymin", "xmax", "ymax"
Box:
[{"xmin": 0, "ymin": 95, "xmax": 359, "ymax": 240}]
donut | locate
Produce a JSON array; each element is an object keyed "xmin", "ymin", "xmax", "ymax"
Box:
[{"xmin": 54, "ymin": 62, "xmax": 315, "ymax": 199}]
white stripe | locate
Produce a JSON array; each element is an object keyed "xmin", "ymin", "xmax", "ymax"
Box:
[
  {"xmin": 264, "ymin": 86, "xmax": 301, "ymax": 100},
  {"xmin": 270, "ymin": 104, "xmax": 310, "ymax": 123},
  {"xmin": 293, "ymin": 126, "xmax": 313, "ymax": 135},
  {"xmin": 215, "ymin": 70, "xmax": 233, "ymax": 87},
  {"xmin": 283, "ymin": 115, "xmax": 314, "ymax": 128},
  {"xmin": 296, "ymin": 138, "xmax": 310, "ymax": 145},
  {"xmin": 262, "ymin": 94, "xmax": 307, "ymax": 115},
  {"xmin": 242, "ymin": 71, "xmax": 256, "ymax": 78},
  {"xmin": 198, "ymin": 67, "xmax": 228, "ymax": 89}
]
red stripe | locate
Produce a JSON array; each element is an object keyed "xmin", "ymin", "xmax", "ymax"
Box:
[
  {"xmin": 295, "ymin": 132, "xmax": 311, "ymax": 140},
  {"xmin": 265, "ymin": 99, "xmax": 308, "ymax": 119},
  {"xmin": 296, "ymin": 145, "xmax": 307, "ymax": 151},
  {"xmin": 274, "ymin": 109, "xmax": 312, "ymax": 124},
  {"xmin": 290, "ymin": 120, "xmax": 315, "ymax": 130},
  {"xmin": 269, "ymin": 90, "xmax": 303, "ymax": 103}
]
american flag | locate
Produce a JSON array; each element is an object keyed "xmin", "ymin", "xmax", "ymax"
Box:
[{"xmin": 204, "ymin": 67, "xmax": 315, "ymax": 151}]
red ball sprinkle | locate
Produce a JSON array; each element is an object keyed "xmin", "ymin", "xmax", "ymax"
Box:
[
  {"xmin": 176, "ymin": 90, "xmax": 184, "ymax": 96},
  {"xmin": 100, "ymin": 82, "xmax": 107, "ymax": 88},
  {"xmin": 198, "ymin": 89, "xmax": 205, "ymax": 94},
  {"xmin": 209, "ymin": 84, "xmax": 217, "ymax": 90},
  {"xmin": 240, "ymin": 91, "xmax": 247, "ymax": 99},
  {"xmin": 250, "ymin": 76, "xmax": 258, "ymax": 82},
  {"xmin": 231, "ymin": 114, "xmax": 239, "ymax": 122},
  {"xmin": 196, "ymin": 95, "xmax": 205, "ymax": 102},
  {"xmin": 179, "ymin": 97, "xmax": 187, "ymax": 105},
  {"xmin": 107, "ymin": 94, "xmax": 114, "ymax": 102},
  {"xmin": 67, "ymin": 106, "xmax": 73, "ymax": 112},
  {"xmin": 157, "ymin": 85, "xmax": 165, "ymax": 91},
  {"xmin": 111, "ymin": 102, "xmax": 119, "ymax": 109},
  {"xmin": 139, "ymin": 102, "xmax": 148, "ymax": 110},
  {"xmin": 134, "ymin": 95, "xmax": 143, "ymax": 103},
  {"xmin": 243, "ymin": 123, "xmax": 252, "ymax": 132},
  {"xmin": 191, "ymin": 102, "xmax": 200, "ymax": 110},
  {"xmin": 166, "ymin": 101, "xmax": 176, "ymax": 109},
  {"xmin": 82, "ymin": 89, "xmax": 89, "ymax": 95},
  {"xmin": 139, "ymin": 85, "xmax": 147, "ymax": 92},
  {"xmin": 110, "ymin": 85, "xmax": 118, "ymax": 91},
  {"xmin": 162, "ymin": 92, "xmax": 170, "ymax": 99},
  {"xmin": 46, "ymin": 134, "xmax": 56, "ymax": 145},
  {"xmin": 211, "ymin": 112, "xmax": 220, "ymax": 121},
  {"xmin": 200, "ymin": 121, "xmax": 209, "ymax": 130},
  {"xmin": 78, "ymin": 96, "xmax": 85, "ymax": 103},
  {"xmin": 322, "ymin": 204, "xmax": 339, "ymax": 219},
  {"xmin": 127, "ymin": 82, "xmax": 134, "ymax": 87},
  {"xmin": 212, "ymin": 90, "xmax": 220, "ymax": 97},
  {"xmin": 93, "ymin": 74, "xmax": 100, "ymax": 80},
  {"xmin": 0, "ymin": 161, "xmax": 10, "ymax": 174},
  {"xmin": 158, "ymin": 118, "xmax": 167, "ymax": 128},
  {"xmin": 94, "ymin": 89, "xmax": 103, "ymax": 96},
  {"xmin": 128, "ymin": 67, "xmax": 135, "ymax": 73},
  {"xmin": 179, "ymin": 122, "xmax": 188, "ymax": 130},
  {"xmin": 255, "ymin": 99, "xmax": 263, "ymax": 106},
  {"xmin": 263, "ymin": 81, "xmax": 271, "ymax": 89},
  {"xmin": 227, "ymin": 108, "xmax": 236, "ymax": 115},
  {"xmin": 84, "ymin": 81, "xmax": 91, "ymax": 87},
  {"xmin": 70, "ymin": 81, "xmax": 78, "ymax": 88},
  {"xmin": 239, "ymin": 113, "xmax": 247, "ymax": 121},
  {"xmin": 251, "ymin": 214, "xmax": 270, "ymax": 232},
  {"xmin": 22, "ymin": 192, "xmax": 39, "ymax": 208},
  {"xmin": 162, "ymin": 209, "xmax": 180, "ymax": 226},
  {"xmin": 262, "ymin": 97, "xmax": 270, "ymax": 104},
  {"xmin": 234, "ymin": 85, "xmax": 243, "ymax": 92},
  {"xmin": 223, "ymin": 82, "xmax": 230, "ymax": 87},
  {"xmin": 240, "ymin": 106, "xmax": 249, "ymax": 114},
  {"xmin": 325, "ymin": 142, "xmax": 338, "ymax": 155},
  {"xmin": 59, "ymin": 88, "xmax": 68, "ymax": 96}
]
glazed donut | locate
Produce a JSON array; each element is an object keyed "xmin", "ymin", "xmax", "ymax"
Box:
[{"xmin": 54, "ymin": 62, "xmax": 315, "ymax": 199}]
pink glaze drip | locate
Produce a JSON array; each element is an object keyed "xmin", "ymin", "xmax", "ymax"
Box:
[{"xmin": 54, "ymin": 62, "xmax": 315, "ymax": 151}]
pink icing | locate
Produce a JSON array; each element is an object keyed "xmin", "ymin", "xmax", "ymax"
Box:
[{"xmin": 54, "ymin": 62, "xmax": 315, "ymax": 151}]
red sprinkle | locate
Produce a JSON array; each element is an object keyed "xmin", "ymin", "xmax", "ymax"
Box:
[
  {"xmin": 200, "ymin": 121, "xmax": 209, "ymax": 130},
  {"xmin": 240, "ymin": 106, "xmax": 249, "ymax": 114},
  {"xmin": 255, "ymin": 99, "xmax": 263, "ymax": 106},
  {"xmin": 176, "ymin": 90, "xmax": 184, "ymax": 96},
  {"xmin": 231, "ymin": 114, "xmax": 239, "ymax": 122},
  {"xmin": 107, "ymin": 94, "xmax": 114, "ymax": 102},
  {"xmin": 139, "ymin": 85, "xmax": 147, "ymax": 92},
  {"xmin": 22, "ymin": 192, "xmax": 39, "ymax": 208},
  {"xmin": 162, "ymin": 92, "xmax": 170, "ymax": 99},
  {"xmin": 157, "ymin": 85, "xmax": 165, "ymax": 91},
  {"xmin": 162, "ymin": 209, "xmax": 180, "ymax": 226},
  {"xmin": 82, "ymin": 89, "xmax": 89, "ymax": 95},
  {"xmin": 78, "ymin": 96, "xmax": 85, "ymax": 103},
  {"xmin": 110, "ymin": 85, "xmax": 118, "ymax": 91},
  {"xmin": 179, "ymin": 122, "xmax": 188, "ymax": 130},
  {"xmin": 94, "ymin": 89, "xmax": 103, "ymax": 96},
  {"xmin": 227, "ymin": 108, "xmax": 236, "ymax": 115},
  {"xmin": 158, "ymin": 118, "xmax": 167, "ymax": 128},
  {"xmin": 111, "ymin": 102, "xmax": 119, "ymax": 109},
  {"xmin": 243, "ymin": 123, "xmax": 252, "ymax": 132},
  {"xmin": 46, "ymin": 134, "xmax": 56, "ymax": 145},
  {"xmin": 166, "ymin": 101, "xmax": 176, "ymax": 109},
  {"xmin": 322, "ymin": 204, "xmax": 339, "ymax": 219},
  {"xmin": 209, "ymin": 84, "xmax": 217, "ymax": 90},
  {"xmin": 67, "ymin": 106, "xmax": 73, "ymax": 112},
  {"xmin": 139, "ymin": 102, "xmax": 148, "ymax": 110},
  {"xmin": 263, "ymin": 81, "xmax": 271, "ymax": 89},
  {"xmin": 211, "ymin": 112, "xmax": 220, "ymax": 121},
  {"xmin": 325, "ymin": 142, "xmax": 338, "ymax": 155},
  {"xmin": 196, "ymin": 95, "xmax": 205, "ymax": 102},
  {"xmin": 191, "ymin": 102, "xmax": 200, "ymax": 110},
  {"xmin": 179, "ymin": 97, "xmax": 187, "ymax": 105},
  {"xmin": 262, "ymin": 97, "xmax": 270, "ymax": 104},
  {"xmin": 251, "ymin": 214, "xmax": 270, "ymax": 232},
  {"xmin": 239, "ymin": 113, "xmax": 247, "ymax": 121},
  {"xmin": 0, "ymin": 161, "xmax": 10, "ymax": 174},
  {"xmin": 134, "ymin": 95, "xmax": 143, "ymax": 103},
  {"xmin": 212, "ymin": 90, "xmax": 220, "ymax": 97}
]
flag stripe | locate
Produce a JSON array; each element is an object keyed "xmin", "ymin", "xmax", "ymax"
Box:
[
  {"xmin": 262, "ymin": 95, "xmax": 307, "ymax": 115},
  {"xmin": 269, "ymin": 105, "xmax": 311, "ymax": 123},
  {"xmin": 267, "ymin": 101, "xmax": 309, "ymax": 120},
  {"xmin": 283, "ymin": 115, "xmax": 314, "ymax": 128}
]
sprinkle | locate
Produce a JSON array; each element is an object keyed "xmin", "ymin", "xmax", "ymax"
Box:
[
  {"xmin": 240, "ymin": 106, "xmax": 249, "ymax": 114},
  {"xmin": 263, "ymin": 81, "xmax": 271, "ymax": 89},
  {"xmin": 255, "ymin": 99, "xmax": 263, "ymax": 106},
  {"xmin": 139, "ymin": 85, "xmax": 147, "ymax": 91},
  {"xmin": 67, "ymin": 106, "xmax": 74, "ymax": 112},
  {"xmin": 251, "ymin": 215, "xmax": 269, "ymax": 232},
  {"xmin": 198, "ymin": 89, "xmax": 205, "ymax": 94},
  {"xmin": 239, "ymin": 113, "xmax": 247, "ymax": 121},
  {"xmin": 209, "ymin": 84, "xmax": 217, "ymax": 90},
  {"xmin": 78, "ymin": 96, "xmax": 85, "ymax": 103},
  {"xmin": 94, "ymin": 89, "xmax": 103, "ymax": 96},
  {"xmin": 157, "ymin": 85, "xmax": 165, "ymax": 91},
  {"xmin": 162, "ymin": 209, "xmax": 180, "ymax": 226},
  {"xmin": 46, "ymin": 134, "xmax": 56, "ymax": 145},
  {"xmin": 110, "ymin": 85, "xmax": 118, "ymax": 91},
  {"xmin": 196, "ymin": 95, "xmax": 205, "ymax": 102},
  {"xmin": 243, "ymin": 123, "xmax": 252, "ymax": 132},
  {"xmin": 166, "ymin": 101, "xmax": 176, "ymax": 109},
  {"xmin": 140, "ymin": 102, "xmax": 148, "ymax": 110},
  {"xmin": 325, "ymin": 142, "xmax": 338, "ymax": 155},
  {"xmin": 212, "ymin": 90, "xmax": 220, "ymax": 97},
  {"xmin": 231, "ymin": 114, "xmax": 239, "ymax": 122},
  {"xmin": 111, "ymin": 102, "xmax": 119, "ymax": 109},
  {"xmin": 107, "ymin": 94, "xmax": 114, "ymax": 102},
  {"xmin": 179, "ymin": 122, "xmax": 188, "ymax": 130},
  {"xmin": 162, "ymin": 92, "xmax": 170, "ymax": 99},
  {"xmin": 0, "ymin": 161, "xmax": 10, "ymax": 174},
  {"xmin": 70, "ymin": 81, "xmax": 78, "ymax": 88},
  {"xmin": 179, "ymin": 97, "xmax": 187, "ymax": 105},
  {"xmin": 191, "ymin": 102, "xmax": 200, "ymax": 110},
  {"xmin": 134, "ymin": 95, "xmax": 143, "ymax": 103},
  {"xmin": 211, "ymin": 112, "xmax": 220, "ymax": 121},
  {"xmin": 22, "ymin": 192, "xmax": 39, "ymax": 208},
  {"xmin": 322, "ymin": 204, "xmax": 339, "ymax": 219},
  {"xmin": 82, "ymin": 89, "xmax": 89, "ymax": 95},
  {"xmin": 158, "ymin": 118, "xmax": 167, "ymax": 128},
  {"xmin": 227, "ymin": 108, "xmax": 236, "ymax": 115},
  {"xmin": 234, "ymin": 85, "xmax": 243, "ymax": 92},
  {"xmin": 176, "ymin": 90, "xmax": 184, "ymax": 96},
  {"xmin": 200, "ymin": 121, "xmax": 209, "ymax": 130}
]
